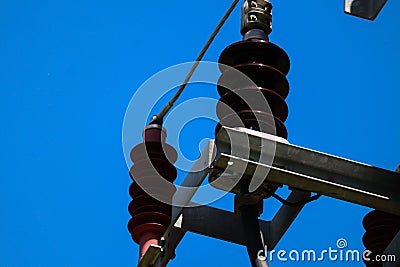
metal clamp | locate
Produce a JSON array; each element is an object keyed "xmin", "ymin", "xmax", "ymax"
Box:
[{"xmin": 241, "ymin": 0, "xmax": 272, "ymax": 40}]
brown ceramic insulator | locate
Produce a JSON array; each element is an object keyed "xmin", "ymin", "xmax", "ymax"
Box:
[
  {"xmin": 219, "ymin": 40, "xmax": 290, "ymax": 75},
  {"xmin": 362, "ymin": 210, "xmax": 400, "ymax": 266},
  {"xmin": 128, "ymin": 125, "xmax": 178, "ymax": 258},
  {"xmin": 216, "ymin": 39, "xmax": 290, "ymax": 139}
]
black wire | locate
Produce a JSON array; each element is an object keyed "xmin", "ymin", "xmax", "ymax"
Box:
[{"xmin": 151, "ymin": 0, "xmax": 240, "ymax": 125}]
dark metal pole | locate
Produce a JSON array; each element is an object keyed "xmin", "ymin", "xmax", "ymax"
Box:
[
  {"xmin": 241, "ymin": 206, "xmax": 264, "ymax": 267},
  {"xmin": 237, "ymin": 181, "xmax": 265, "ymax": 267}
]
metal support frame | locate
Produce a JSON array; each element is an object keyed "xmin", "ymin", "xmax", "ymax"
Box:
[
  {"xmin": 173, "ymin": 190, "xmax": 310, "ymax": 250},
  {"xmin": 138, "ymin": 126, "xmax": 400, "ymax": 266}
]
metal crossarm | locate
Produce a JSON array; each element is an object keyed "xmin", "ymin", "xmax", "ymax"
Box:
[{"xmin": 212, "ymin": 127, "xmax": 400, "ymax": 216}]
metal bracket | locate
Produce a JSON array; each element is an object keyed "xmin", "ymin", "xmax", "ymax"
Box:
[
  {"xmin": 344, "ymin": 0, "xmax": 388, "ymax": 20},
  {"xmin": 241, "ymin": 0, "xmax": 272, "ymax": 40}
]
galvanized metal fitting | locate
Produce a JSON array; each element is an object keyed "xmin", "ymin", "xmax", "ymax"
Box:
[{"xmin": 241, "ymin": 0, "xmax": 272, "ymax": 40}]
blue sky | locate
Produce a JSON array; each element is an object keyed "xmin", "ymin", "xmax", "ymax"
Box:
[{"xmin": 1, "ymin": 1, "xmax": 399, "ymax": 266}]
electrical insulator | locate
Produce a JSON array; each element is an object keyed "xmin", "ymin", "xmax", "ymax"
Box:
[
  {"xmin": 212, "ymin": 2, "xmax": 291, "ymax": 266},
  {"xmin": 128, "ymin": 124, "xmax": 177, "ymax": 258},
  {"xmin": 363, "ymin": 166, "xmax": 400, "ymax": 266},
  {"xmin": 215, "ymin": 0, "xmax": 290, "ymax": 140},
  {"xmin": 215, "ymin": 39, "xmax": 290, "ymax": 139},
  {"xmin": 363, "ymin": 210, "xmax": 400, "ymax": 266},
  {"xmin": 212, "ymin": 1, "xmax": 290, "ymax": 198}
]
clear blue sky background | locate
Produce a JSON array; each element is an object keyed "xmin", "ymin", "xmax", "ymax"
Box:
[{"xmin": 1, "ymin": 1, "xmax": 399, "ymax": 266}]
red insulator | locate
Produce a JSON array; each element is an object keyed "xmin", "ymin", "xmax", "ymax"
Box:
[
  {"xmin": 128, "ymin": 124, "xmax": 177, "ymax": 258},
  {"xmin": 216, "ymin": 39, "xmax": 290, "ymax": 139},
  {"xmin": 362, "ymin": 210, "xmax": 400, "ymax": 266}
]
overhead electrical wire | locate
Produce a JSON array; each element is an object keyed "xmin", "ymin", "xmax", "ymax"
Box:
[{"xmin": 151, "ymin": 0, "xmax": 240, "ymax": 125}]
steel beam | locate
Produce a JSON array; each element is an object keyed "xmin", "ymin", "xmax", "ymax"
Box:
[
  {"xmin": 174, "ymin": 204, "xmax": 270, "ymax": 246},
  {"xmin": 212, "ymin": 127, "xmax": 400, "ymax": 216}
]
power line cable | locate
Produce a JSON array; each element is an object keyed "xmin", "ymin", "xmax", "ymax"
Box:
[{"xmin": 151, "ymin": 0, "xmax": 240, "ymax": 124}]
